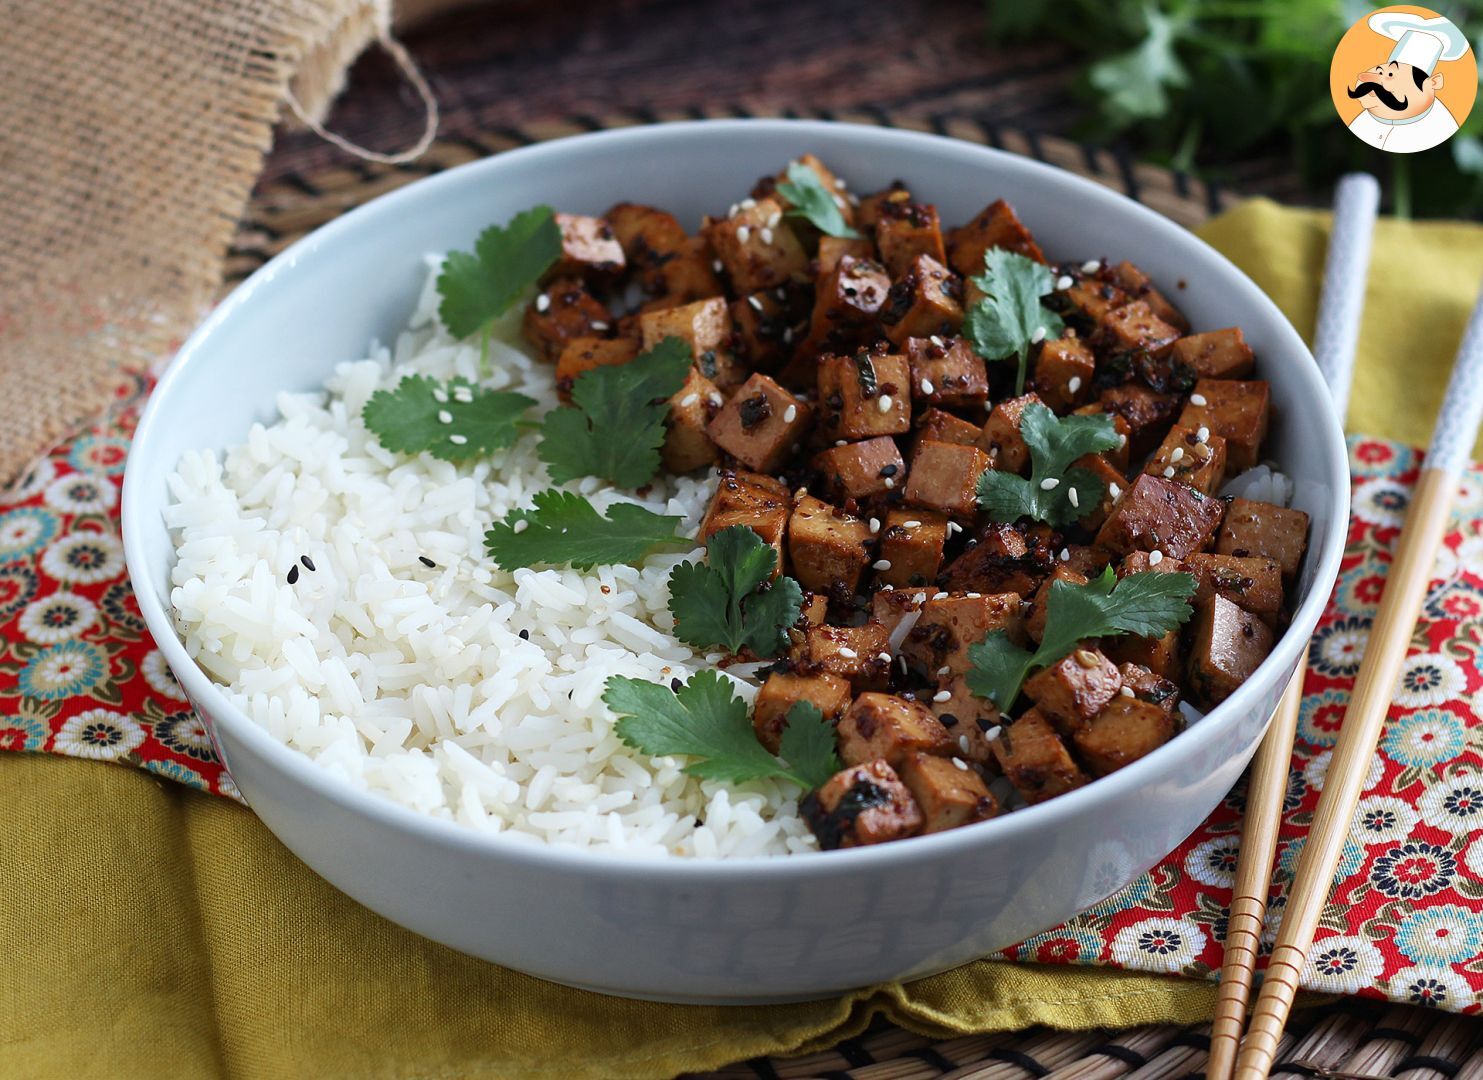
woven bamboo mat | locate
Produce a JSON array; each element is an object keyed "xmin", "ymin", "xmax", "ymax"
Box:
[{"xmin": 230, "ymin": 109, "xmax": 1479, "ymax": 1080}]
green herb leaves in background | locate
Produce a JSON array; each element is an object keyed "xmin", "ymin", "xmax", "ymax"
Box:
[
  {"xmin": 437, "ymin": 206, "xmax": 561, "ymax": 340},
  {"xmin": 667, "ymin": 525, "xmax": 803, "ymax": 658},
  {"xmin": 964, "ymin": 247, "xmax": 1063, "ymax": 394},
  {"xmin": 778, "ymin": 161, "xmax": 861, "ymax": 238},
  {"xmin": 361, "ymin": 376, "xmax": 535, "ymax": 463},
  {"xmin": 483, "ymin": 490, "xmax": 687, "ymax": 571},
  {"xmin": 977, "ymin": 404, "xmax": 1120, "ymax": 525},
  {"xmin": 606, "ymin": 672, "xmax": 839, "ymax": 790}
]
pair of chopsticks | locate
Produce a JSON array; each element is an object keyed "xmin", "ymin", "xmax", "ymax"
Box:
[{"xmin": 1207, "ymin": 177, "xmax": 1483, "ymax": 1079}]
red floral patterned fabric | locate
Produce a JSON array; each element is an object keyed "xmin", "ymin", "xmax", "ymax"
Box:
[{"xmin": 1, "ymin": 376, "xmax": 1480, "ymax": 1010}]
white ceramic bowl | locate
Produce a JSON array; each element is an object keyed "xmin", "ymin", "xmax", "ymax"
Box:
[{"xmin": 122, "ymin": 119, "xmax": 1349, "ymax": 1003}]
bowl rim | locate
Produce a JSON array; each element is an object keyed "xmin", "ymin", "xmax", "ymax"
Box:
[{"xmin": 122, "ymin": 117, "xmax": 1350, "ymax": 879}]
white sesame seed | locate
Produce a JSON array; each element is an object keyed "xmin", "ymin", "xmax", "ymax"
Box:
[
  {"xmin": 1120, "ymin": 685, "xmax": 1136, "ymax": 698},
  {"xmin": 433, "ymin": 388, "xmax": 449, "ymax": 404},
  {"xmin": 934, "ymin": 592, "xmax": 949, "ymax": 600},
  {"xmin": 782, "ymin": 327, "xmax": 794, "ymax": 343},
  {"xmin": 1118, "ymin": 434, "xmax": 1128, "ymax": 448},
  {"xmin": 747, "ymin": 296, "xmax": 764, "ymax": 311},
  {"xmin": 1056, "ymin": 274, "xmax": 1074, "ymax": 291},
  {"xmin": 1068, "ymin": 376, "xmax": 1083, "ymax": 394},
  {"xmin": 838, "ymin": 647, "xmax": 858, "ymax": 659},
  {"xmin": 914, "ymin": 593, "xmax": 928, "ymax": 604},
  {"xmin": 712, "ymin": 259, "xmax": 724, "ymax": 274},
  {"xmin": 1060, "ymin": 547, "xmax": 1071, "ymax": 561},
  {"xmin": 952, "ymin": 757, "xmax": 969, "ymax": 771},
  {"xmin": 1068, "ymin": 487, "xmax": 1080, "ymax": 509},
  {"xmin": 869, "ymin": 517, "xmax": 881, "ymax": 533},
  {"xmin": 918, "ymin": 379, "xmax": 936, "ymax": 398},
  {"xmin": 1040, "ymin": 477, "xmax": 1060, "ymax": 490},
  {"xmin": 727, "ymin": 203, "xmax": 739, "ymax": 217},
  {"xmin": 835, "ymin": 439, "xmax": 848, "ymax": 447},
  {"xmin": 883, "ymin": 477, "xmax": 895, "ymax": 489},
  {"xmin": 740, "ymin": 197, "xmax": 756, "ymax": 210},
  {"xmin": 591, "ymin": 321, "xmax": 609, "ymax": 331},
  {"xmin": 737, "ymin": 225, "xmax": 751, "ymax": 242},
  {"xmin": 938, "ymin": 665, "xmax": 952, "ymax": 676},
  {"xmin": 947, "ymin": 521, "xmax": 962, "ymax": 535},
  {"xmin": 933, "ymin": 690, "xmax": 953, "ymax": 703},
  {"xmin": 781, "ymin": 404, "xmax": 797, "ymax": 423},
  {"xmin": 835, "ymin": 177, "xmax": 848, "ymax": 189},
  {"xmin": 437, "ymin": 409, "xmax": 453, "ymax": 424},
  {"xmin": 848, "ymin": 193, "xmax": 861, "ymax": 206},
  {"xmin": 874, "ymin": 559, "xmax": 893, "ymax": 571},
  {"xmin": 877, "ymin": 651, "xmax": 892, "ymax": 663},
  {"xmin": 1108, "ymin": 482, "xmax": 1122, "ymax": 499},
  {"xmin": 1031, "ymin": 326, "xmax": 1047, "ymax": 345},
  {"xmin": 1197, "ymin": 426, "xmax": 1210, "ymax": 443},
  {"xmin": 1163, "ymin": 466, "xmax": 1177, "ymax": 477},
  {"xmin": 965, "ymin": 591, "xmax": 982, "ymax": 598},
  {"xmin": 959, "ymin": 735, "xmax": 971, "ymax": 753},
  {"xmin": 680, "ymin": 393, "xmax": 700, "ymax": 408},
  {"xmin": 1190, "ymin": 392, "xmax": 1208, "ymax": 407},
  {"xmin": 449, "ymin": 434, "xmax": 468, "ymax": 445},
  {"xmin": 1081, "ymin": 259, "xmax": 1102, "ymax": 273},
  {"xmin": 833, "ymin": 194, "xmax": 848, "ymax": 209},
  {"xmin": 535, "ymin": 294, "xmax": 550, "ymax": 312},
  {"xmin": 903, "ymin": 520, "xmax": 922, "ymax": 529},
  {"xmin": 512, "ymin": 519, "xmax": 528, "ymax": 534},
  {"xmin": 708, "ymin": 393, "xmax": 723, "ymax": 406},
  {"xmin": 769, "ymin": 212, "xmax": 782, "ymax": 229},
  {"xmin": 878, "ymin": 395, "xmax": 894, "ymax": 413},
  {"xmin": 1149, "ymin": 549, "xmax": 1164, "ymax": 566},
  {"xmin": 452, "ymin": 386, "xmax": 474, "ymax": 403},
  {"xmin": 984, "ymin": 725, "xmax": 1003, "ymax": 742},
  {"xmin": 929, "ymin": 335, "xmax": 945, "ymax": 347},
  {"xmin": 1170, "ymin": 447, "xmax": 1185, "ymax": 463},
  {"xmin": 760, "ymin": 227, "xmax": 774, "ymax": 245}
]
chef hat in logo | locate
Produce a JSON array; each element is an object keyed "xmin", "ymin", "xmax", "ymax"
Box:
[{"xmin": 1369, "ymin": 11, "xmax": 1471, "ymax": 75}]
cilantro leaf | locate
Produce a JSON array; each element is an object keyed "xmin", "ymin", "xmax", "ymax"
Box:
[
  {"xmin": 537, "ymin": 337, "xmax": 693, "ymax": 488},
  {"xmin": 361, "ymin": 376, "xmax": 535, "ymax": 462},
  {"xmin": 437, "ymin": 206, "xmax": 562, "ymax": 339},
  {"xmin": 777, "ymin": 162, "xmax": 861, "ymax": 239},
  {"xmin": 967, "ymin": 568, "xmax": 1196, "ymax": 708},
  {"xmin": 976, "ymin": 404, "xmax": 1121, "ymax": 526},
  {"xmin": 1086, "ymin": 8, "xmax": 1189, "ymax": 127},
  {"xmin": 606, "ymin": 671, "xmax": 838, "ymax": 790},
  {"xmin": 964, "ymin": 247, "xmax": 1064, "ymax": 395},
  {"xmin": 483, "ymin": 490, "xmax": 687, "ymax": 571},
  {"xmin": 667, "ymin": 525, "xmax": 804, "ymax": 658}
]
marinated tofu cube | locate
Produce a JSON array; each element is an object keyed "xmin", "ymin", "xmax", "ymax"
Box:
[
  {"xmin": 802, "ymin": 760, "xmax": 923, "ymax": 849},
  {"xmin": 1073, "ymin": 452, "xmax": 1129, "ymax": 532},
  {"xmin": 662, "ymin": 368, "xmax": 723, "ymax": 473},
  {"xmin": 980, "ymin": 392, "xmax": 1044, "ymax": 474},
  {"xmin": 796, "ymin": 255, "xmax": 893, "ymax": 362},
  {"xmin": 1032, "ymin": 336, "xmax": 1096, "ymax": 411},
  {"xmin": 1188, "ymin": 594, "xmax": 1275, "ymax": 706},
  {"xmin": 906, "ymin": 336, "xmax": 990, "ymax": 410},
  {"xmin": 603, "ymin": 202, "xmax": 686, "ymax": 293},
  {"xmin": 1061, "ymin": 544, "xmax": 1116, "ymax": 579},
  {"xmin": 1026, "ymin": 565, "xmax": 1089, "ymax": 644},
  {"xmin": 1057, "ymin": 275, "xmax": 1129, "ymax": 328},
  {"xmin": 1178, "ymin": 379, "xmax": 1271, "ymax": 472},
  {"xmin": 1215, "ymin": 498, "xmax": 1310, "ymax": 582},
  {"xmin": 816, "ymin": 351, "xmax": 911, "ymax": 439},
  {"xmin": 1023, "ymin": 647, "xmax": 1123, "ymax": 732},
  {"xmin": 1098, "ymin": 383, "xmax": 1181, "ymax": 458},
  {"xmin": 707, "ymin": 373, "xmax": 812, "ymax": 473},
  {"xmin": 880, "ymin": 254, "xmax": 965, "ymax": 345},
  {"xmin": 554, "ymin": 336, "xmax": 640, "ymax": 402},
  {"xmin": 793, "ymin": 623, "xmax": 892, "ymax": 690},
  {"xmin": 837, "ymin": 692, "xmax": 954, "ymax": 767},
  {"xmin": 915, "ymin": 407, "xmax": 984, "ymax": 449},
  {"xmin": 871, "ymin": 587, "xmax": 925, "ymax": 638},
  {"xmin": 901, "ymin": 592, "xmax": 1024, "ymax": 678},
  {"xmin": 1144, "ymin": 424, "xmax": 1228, "ymax": 495},
  {"xmin": 752, "ymin": 671, "xmax": 853, "ymax": 755},
  {"xmin": 775, "ymin": 154, "xmax": 856, "ymax": 230},
  {"xmin": 1104, "ymin": 629, "xmax": 1182, "ymax": 681},
  {"xmin": 700, "ymin": 469, "xmax": 792, "ymax": 569},
  {"xmin": 928, "ymin": 676, "xmax": 1003, "ymax": 766},
  {"xmin": 1117, "ymin": 661, "xmax": 1182, "ymax": 713},
  {"xmin": 991, "ymin": 707, "xmax": 1088, "ymax": 805},
  {"xmin": 1094, "ymin": 473, "xmax": 1225, "ymax": 560},
  {"xmin": 797, "ymin": 591, "xmax": 830, "ymax": 628},
  {"xmin": 523, "ymin": 279, "xmax": 612, "ymax": 361},
  {"xmin": 946, "ymin": 198, "xmax": 1046, "ymax": 277},
  {"xmin": 1170, "ymin": 328, "xmax": 1254, "ymax": 380},
  {"xmin": 1184, "ymin": 553, "xmax": 1285, "ymax": 626},
  {"xmin": 1073, "ymin": 404, "xmax": 1132, "ymax": 470},
  {"xmin": 657, "ymin": 235, "xmax": 727, "ymax": 306},
  {"xmin": 816, "ymin": 234, "xmax": 877, "ymax": 275},
  {"xmin": 788, "ymin": 494, "xmax": 874, "ymax": 595},
  {"xmin": 703, "ymin": 196, "xmax": 809, "ymax": 293},
  {"xmin": 811, "ymin": 436, "xmax": 906, "ymax": 502},
  {"xmin": 640, "ymin": 297, "xmax": 747, "ymax": 390},
  {"xmin": 1073, "ymin": 697, "xmax": 1179, "ymax": 776},
  {"xmin": 905, "ymin": 440, "xmax": 990, "ymax": 517},
  {"xmin": 937, "ymin": 521, "xmax": 1049, "ymax": 596},
  {"xmin": 731, "ymin": 288, "xmax": 805, "ymax": 373},
  {"xmin": 855, "ymin": 182, "xmax": 913, "ymax": 230},
  {"xmin": 1110, "ymin": 261, "xmax": 1188, "ymax": 332},
  {"xmin": 899, "ymin": 751, "xmax": 998, "ymax": 833},
  {"xmin": 1098, "ymin": 300, "xmax": 1180, "ymax": 359},
  {"xmin": 875, "ymin": 201, "xmax": 946, "ymax": 278},
  {"xmin": 1117, "ymin": 549, "xmax": 1188, "ymax": 578},
  {"xmin": 875, "ymin": 509, "xmax": 949, "ymax": 588},
  {"xmin": 550, "ymin": 213, "xmax": 625, "ymax": 281}
]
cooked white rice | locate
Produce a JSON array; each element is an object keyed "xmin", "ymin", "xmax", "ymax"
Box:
[{"xmin": 166, "ymin": 260, "xmax": 817, "ymax": 857}]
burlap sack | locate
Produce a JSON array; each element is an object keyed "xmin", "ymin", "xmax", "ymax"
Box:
[{"xmin": 0, "ymin": 0, "xmax": 439, "ymax": 485}]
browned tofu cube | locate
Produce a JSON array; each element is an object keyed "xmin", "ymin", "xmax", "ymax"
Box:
[
  {"xmin": 1105, "ymin": 629, "xmax": 1183, "ymax": 681},
  {"xmin": 1117, "ymin": 550, "xmax": 1188, "ymax": 578},
  {"xmin": 871, "ymin": 587, "xmax": 924, "ymax": 638},
  {"xmin": 662, "ymin": 368, "xmax": 723, "ymax": 473},
  {"xmin": 1099, "ymin": 383, "xmax": 1181, "ymax": 458},
  {"xmin": 1178, "ymin": 379, "xmax": 1271, "ymax": 472},
  {"xmin": 927, "ymin": 676, "xmax": 1003, "ymax": 766},
  {"xmin": 937, "ymin": 521, "xmax": 1050, "ymax": 596},
  {"xmin": 1026, "ymin": 565, "xmax": 1089, "ymax": 644},
  {"xmin": 1073, "ymin": 452, "xmax": 1129, "ymax": 532},
  {"xmin": 881, "ymin": 254, "xmax": 964, "ymax": 345},
  {"xmin": 1033, "ymin": 336, "xmax": 1096, "ymax": 411},
  {"xmin": 816, "ymin": 235, "xmax": 876, "ymax": 275},
  {"xmin": 550, "ymin": 213, "xmax": 625, "ymax": 281},
  {"xmin": 640, "ymin": 297, "xmax": 747, "ymax": 390},
  {"xmin": 797, "ymin": 591, "xmax": 829, "ymax": 628},
  {"xmin": 603, "ymin": 202, "xmax": 686, "ymax": 293},
  {"xmin": 657, "ymin": 235, "xmax": 727, "ymax": 307},
  {"xmin": 899, "ymin": 751, "xmax": 998, "ymax": 833},
  {"xmin": 1023, "ymin": 647, "xmax": 1123, "ymax": 732},
  {"xmin": 731, "ymin": 289, "xmax": 804, "ymax": 373},
  {"xmin": 906, "ymin": 336, "xmax": 990, "ymax": 410},
  {"xmin": 1111, "ymin": 260, "xmax": 1188, "ymax": 333},
  {"xmin": 796, "ymin": 256, "xmax": 893, "ymax": 362},
  {"xmin": 1058, "ymin": 276, "xmax": 1129, "ymax": 328},
  {"xmin": 905, "ymin": 440, "xmax": 990, "ymax": 518},
  {"xmin": 776, "ymin": 154, "xmax": 857, "ymax": 230},
  {"xmin": 752, "ymin": 671, "xmax": 853, "ymax": 754},
  {"xmin": 802, "ymin": 760, "xmax": 923, "ymax": 849},
  {"xmin": 793, "ymin": 623, "xmax": 892, "ymax": 690},
  {"xmin": 1185, "ymin": 553, "xmax": 1285, "ymax": 626},
  {"xmin": 1215, "ymin": 498, "xmax": 1310, "ymax": 582},
  {"xmin": 703, "ymin": 196, "xmax": 809, "ymax": 293},
  {"xmin": 1062, "ymin": 544, "xmax": 1116, "ymax": 579},
  {"xmin": 991, "ymin": 708, "xmax": 1088, "ymax": 805},
  {"xmin": 1188, "ymin": 594, "xmax": 1275, "ymax": 705},
  {"xmin": 522, "ymin": 279, "xmax": 611, "ymax": 361},
  {"xmin": 1073, "ymin": 697, "xmax": 1179, "ymax": 776},
  {"xmin": 811, "ymin": 436, "xmax": 906, "ymax": 502},
  {"xmin": 700, "ymin": 469, "xmax": 792, "ymax": 569},
  {"xmin": 875, "ymin": 509, "xmax": 949, "ymax": 588},
  {"xmin": 1094, "ymin": 473, "xmax": 1225, "ymax": 560},
  {"xmin": 1099, "ymin": 300, "xmax": 1180, "ymax": 359},
  {"xmin": 707, "ymin": 374, "xmax": 812, "ymax": 473},
  {"xmin": 901, "ymin": 592, "xmax": 1024, "ymax": 678},
  {"xmin": 1118, "ymin": 662, "xmax": 1182, "ymax": 713},
  {"xmin": 837, "ymin": 692, "xmax": 954, "ymax": 767},
  {"xmin": 1144, "ymin": 424, "xmax": 1228, "ymax": 495},
  {"xmin": 1170, "ymin": 328, "xmax": 1254, "ymax": 380},
  {"xmin": 554, "ymin": 336, "xmax": 640, "ymax": 402},
  {"xmin": 855, "ymin": 182, "xmax": 912, "ymax": 230},
  {"xmin": 1073, "ymin": 404, "xmax": 1132, "ymax": 471},
  {"xmin": 980, "ymin": 392, "xmax": 1044, "ymax": 474},
  {"xmin": 946, "ymin": 198, "xmax": 1046, "ymax": 277},
  {"xmin": 915, "ymin": 407, "xmax": 983, "ymax": 449},
  {"xmin": 875, "ymin": 201, "xmax": 946, "ymax": 278},
  {"xmin": 816, "ymin": 351, "xmax": 911, "ymax": 439},
  {"xmin": 787, "ymin": 494, "xmax": 873, "ymax": 595}
]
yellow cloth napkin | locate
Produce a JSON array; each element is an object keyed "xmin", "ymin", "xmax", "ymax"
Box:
[{"xmin": 4, "ymin": 199, "xmax": 1481, "ymax": 1080}]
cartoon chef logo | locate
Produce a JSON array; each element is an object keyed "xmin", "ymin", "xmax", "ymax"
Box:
[{"xmin": 1330, "ymin": 6, "xmax": 1476, "ymax": 154}]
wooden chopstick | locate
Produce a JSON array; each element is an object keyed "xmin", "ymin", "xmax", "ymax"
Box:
[
  {"xmin": 1233, "ymin": 283, "xmax": 1483, "ymax": 1079},
  {"xmin": 1204, "ymin": 173, "xmax": 1379, "ymax": 1080}
]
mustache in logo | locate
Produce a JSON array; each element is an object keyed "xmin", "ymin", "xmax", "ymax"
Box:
[{"xmin": 1349, "ymin": 79, "xmax": 1409, "ymax": 111}]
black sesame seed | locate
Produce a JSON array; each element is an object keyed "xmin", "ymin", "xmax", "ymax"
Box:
[
  {"xmin": 300, "ymin": 555, "xmax": 316, "ymax": 572},
  {"xmin": 939, "ymin": 713, "xmax": 960, "ymax": 728},
  {"xmin": 879, "ymin": 463, "xmax": 899, "ymax": 478},
  {"xmin": 518, "ymin": 628, "xmax": 530, "ymax": 640},
  {"xmin": 976, "ymin": 716, "xmax": 994, "ymax": 732},
  {"xmin": 287, "ymin": 564, "xmax": 300, "ymax": 585},
  {"xmin": 670, "ymin": 677, "xmax": 683, "ymax": 692},
  {"xmin": 419, "ymin": 556, "xmax": 436, "ymax": 568}
]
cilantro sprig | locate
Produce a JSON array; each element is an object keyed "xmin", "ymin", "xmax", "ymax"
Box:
[
  {"xmin": 361, "ymin": 376, "xmax": 535, "ymax": 463},
  {"xmin": 538, "ymin": 337, "xmax": 693, "ymax": 489},
  {"xmin": 668, "ymin": 525, "xmax": 803, "ymax": 658},
  {"xmin": 606, "ymin": 671, "xmax": 839, "ymax": 790},
  {"xmin": 976, "ymin": 403, "xmax": 1121, "ymax": 526},
  {"xmin": 964, "ymin": 247, "xmax": 1064, "ymax": 395},
  {"xmin": 483, "ymin": 490, "xmax": 687, "ymax": 571},
  {"xmin": 777, "ymin": 162, "xmax": 861, "ymax": 239},
  {"xmin": 437, "ymin": 206, "xmax": 562, "ymax": 364},
  {"xmin": 967, "ymin": 568, "xmax": 1196, "ymax": 709}
]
